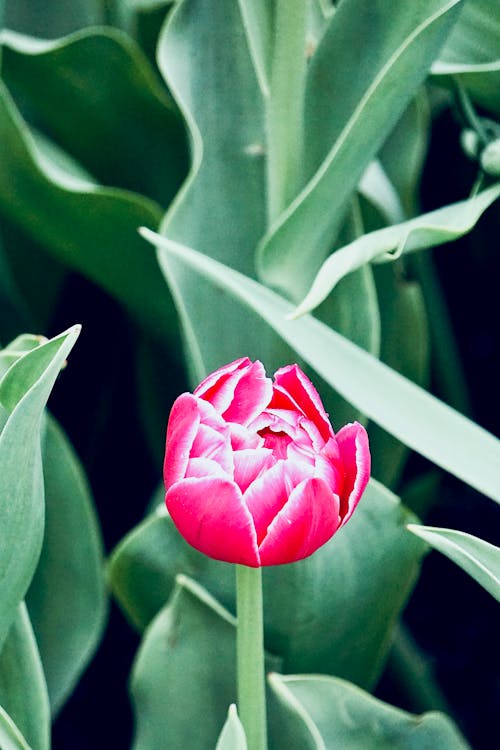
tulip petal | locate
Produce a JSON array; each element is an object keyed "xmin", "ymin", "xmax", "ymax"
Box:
[
  {"xmin": 244, "ymin": 460, "xmax": 310, "ymax": 545},
  {"xmin": 258, "ymin": 478, "xmax": 341, "ymax": 566},
  {"xmin": 186, "ymin": 457, "xmax": 230, "ymax": 480},
  {"xmin": 166, "ymin": 477, "xmax": 260, "ymax": 566},
  {"xmin": 273, "ymin": 365, "xmax": 333, "ymax": 442},
  {"xmin": 164, "ymin": 393, "xmax": 200, "ymax": 488},
  {"xmin": 191, "ymin": 423, "xmax": 233, "ymax": 475},
  {"xmin": 233, "ymin": 448, "xmax": 273, "ymax": 493},
  {"xmin": 194, "ymin": 357, "xmax": 249, "ymax": 400},
  {"xmin": 194, "ymin": 358, "xmax": 272, "ymax": 427},
  {"xmin": 336, "ymin": 422, "xmax": 371, "ymax": 522},
  {"xmin": 229, "ymin": 423, "xmax": 263, "ymax": 450},
  {"xmin": 222, "ymin": 361, "xmax": 273, "ymax": 426}
]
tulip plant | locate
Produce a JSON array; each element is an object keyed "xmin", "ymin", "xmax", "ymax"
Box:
[{"xmin": 0, "ymin": 1, "xmax": 499, "ymax": 749}]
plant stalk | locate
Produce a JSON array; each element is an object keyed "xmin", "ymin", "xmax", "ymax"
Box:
[{"xmin": 236, "ymin": 565, "xmax": 267, "ymax": 750}]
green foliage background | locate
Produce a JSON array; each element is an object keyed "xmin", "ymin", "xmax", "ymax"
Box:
[{"xmin": 0, "ymin": 1, "xmax": 499, "ymax": 748}]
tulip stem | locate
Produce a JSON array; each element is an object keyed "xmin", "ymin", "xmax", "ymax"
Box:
[{"xmin": 236, "ymin": 565, "xmax": 267, "ymax": 750}]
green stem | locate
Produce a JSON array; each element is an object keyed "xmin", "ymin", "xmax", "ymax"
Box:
[
  {"xmin": 266, "ymin": 0, "xmax": 307, "ymax": 224},
  {"xmin": 236, "ymin": 565, "xmax": 267, "ymax": 750}
]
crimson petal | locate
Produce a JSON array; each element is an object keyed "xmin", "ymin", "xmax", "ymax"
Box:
[
  {"xmin": 166, "ymin": 477, "xmax": 260, "ymax": 566},
  {"xmin": 273, "ymin": 364, "xmax": 333, "ymax": 442},
  {"xmin": 258, "ymin": 477, "xmax": 341, "ymax": 565},
  {"xmin": 164, "ymin": 393, "xmax": 200, "ymax": 488},
  {"xmin": 336, "ymin": 422, "xmax": 371, "ymax": 522}
]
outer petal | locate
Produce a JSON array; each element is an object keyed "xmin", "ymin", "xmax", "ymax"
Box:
[
  {"xmin": 191, "ymin": 423, "xmax": 233, "ymax": 475},
  {"xmin": 273, "ymin": 365, "xmax": 333, "ymax": 442},
  {"xmin": 243, "ymin": 460, "xmax": 310, "ymax": 545},
  {"xmin": 222, "ymin": 361, "xmax": 273, "ymax": 426},
  {"xmin": 164, "ymin": 393, "xmax": 200, "ymax": 488},
  {"xmin": 165, "ymin": 477, "xmax": 260, "ymax": 566},
  {"xmin": 194, "ymin": 358, "xmax": 272, "ymax": 425},
  {"xmin": 258, "ymin": 477, "xmax": 341, "ymax": 566},
  {"xmin": 336, "ymin": 422, "xmax": 371, "ymax": 523}
]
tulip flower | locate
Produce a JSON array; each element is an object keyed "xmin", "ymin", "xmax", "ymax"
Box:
[{"xmin": 164, "ymin": 357, "xmax": 370, "ymax": 567}]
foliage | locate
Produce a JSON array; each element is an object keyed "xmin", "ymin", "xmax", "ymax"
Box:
[{"xmin": 0, "ymin": 0, "xmax": 499, "ymax": 748}]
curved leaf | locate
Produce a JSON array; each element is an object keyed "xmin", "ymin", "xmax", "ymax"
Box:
[
  {"xmin": 292, "ymin": 183, "xmax": 500, "ymax": 317},
  {"xmin": 407, "ymin": 524, "xmax": 500, "ymax": 601},
  {"xmin": 269, "ymin": 674, "xmax": 470, "ymax": 750},
  {"xmin": 0, "ymin": 604, "xmax": 49, "ymax": 750},
  {"xmin": 432, "ymin": 0, "xmax": 500, "ymax": 115},
  {"xmin": 27, "ymin": 415, "xmax": 107, "ymax": 715},
  {"xmin": 0, "ymin": 27, "xmax": 186, "ymax": 203},
  {"xmin": 0, "ymin": 326, "xmax": 80, "ymax": 648},
  {"xmin": 257, "ymin": 0, "xmax": 464, "ymax": 299},
  {"xmin": 143, "ymin": 229, "xmax": 500, "ymax": 505},
  {"xmin": 0, "ymin": 82, "xmax": 178, "ymax": 342},
  {"xmin": 0, "ymin": 706, "xmax": 32, "ymax": 750}
]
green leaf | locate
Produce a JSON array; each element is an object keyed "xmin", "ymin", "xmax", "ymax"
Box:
[
  {"xmin": 0, "ymin": 705, "xmax": 32, "ymax": 750},
  {"xmin": 110, "ymin": 480, "xmax": 424, "ymax": 688},
  {"xmin": 130, "ymin": 575, "xmax": 281, "ymax": 750},
  {"xmin": 407, "ymin": 524, "xmax": 500, "ymax": 601},
  {"xmin": 0, "ymin": 81, "xmax": 179, "ymax": 342},
  {"xmin": 0, "ymin": 325, "xmax": 80, "ymax": 648},
  {"xmin": 215, "ymin": 705, "xmax": 248, "ymax": 750},
  {"xmin": 269, "ymin": 673, "xmax": 470, "ymax": 750},
  {"xmin": 155, "ymin": 0, "xmax": 295, "ymax": 383},
  {"xmin": 0, "ymin": 27, "xmax": 187, "ymax": 204},
  {"xmin": 237, "ymin": 0, "xmax": 272, "ymax": 96},
  {"xmin": 257, "ymin": 0, "xmax": 464, "ymax": 299},
  {"xmin": 432, "ymin": 0, "xmax": 500, "ymax": 116},
  {"xmin": 292, "ymin": 183, "xmax": 500, "ymax": 317},
  {"xmin": 143, "ymin": 229, "xmax": 500, "ymax": 504},
  {"xmin": 0, "ymin": 604, "xmax": 49, "ymax": 750},
  {"xmin": 2, "ymin": 0, "xmax": 102, "ymax": 37},
  {"xmin": 27, "ymin": 415, "xmax": 107, "ymax": 715}
]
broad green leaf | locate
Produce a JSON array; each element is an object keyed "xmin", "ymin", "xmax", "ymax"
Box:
[
  {"xmin": 2, "ymin": 0, "xmax": 101, "ymax": 37},
  {"xmin": 407, "ymin": 524, "xmax": 500, "ymax": 601},
  {"xmin": 155, "ymin": 0, "xmax": 292, "ymax": 384},
  {"xmin": 269, "ymin": 674, "xmax": 470, "ymax": 750},
  {"xmin": 143, "ymin": 229, "xmax": 500, "ymax": 504},
  {"xmin": 130, "ymin": 575, "xmax": 281, "ymax": 750},
  {"xmin": 0, "ymin": 706, "xmax": 32, "ymax": 750},
  {"xmin": 432, "ymin": 0, "xmax": 500, "ymax": 116},
  {"xmin": 0, "ymin": 325, "xmax": 80, "ymax": 648},
  {"xmin": 27, "ymin": 415, "xmax": 107, "ymax": 715},
  {"xmin": 0, "ymin": 604, "xmax": 49, "ymax": 750},
  {"xmin": 257, "ymin": 0, "xmax": 464, "ymax": 299},
  {"xmin": 292, "ymin": 183, "xmax": 500, "ymax": 317},
  {"xmin": 110, "ymin": 480, "xmax": 423, "ymax": 688},
  {"xmin": 0, "ymin": 81, "xmax": 179, "ymax": 342},
  {"xmin": 215, "ymin": 705, "xmax": 247, "ymax": 750},
  {"xmin": 0, "ymin": 335, "xmax": 45, "ymax": 380},
  {"xmin": 108, "ymin": 507, "xmax": 234, "ymax": 631},
  {"xmin": 378, "ymin": 90, "xmax": 430, "ymax": 218},
  {"xmin": 0, "ymin": 27, "xmax": 187, "ymax": 204},
  {"xmin": 237, "ymin": 0, "xmax": 272, "ymax": 96}
]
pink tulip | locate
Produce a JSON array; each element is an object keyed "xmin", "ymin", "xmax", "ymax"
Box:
[{"xmin": 164, "ymin": 358, "xmax": 370, "ymax": 567}]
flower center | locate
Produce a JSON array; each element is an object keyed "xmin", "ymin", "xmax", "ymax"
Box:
[{"xmin": 258, "ymin": 428, "xmax": 292, "ymax": 460}]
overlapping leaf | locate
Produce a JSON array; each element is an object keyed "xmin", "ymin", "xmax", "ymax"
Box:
[
  {"xmin": 269, "ymin": 674, "xmax": 470, "ymax": 749},
  {"xmin": 0, "ymin": 82, "xmax": 177, "ymax": 341},
  {"xmin": 257, "ymin": 0, "xmax": 464, "ymax": 299},
  {"xmin": 407, "ymin": 525, "xmax": 500, "ymax": 601},
  {"xmin": 0, "ymin": 604, "xmax": 49, "ymax": 750},
  {"xmin": 27, "ymin": 416, "xmax": 107, "ymax": 715},
  {"xmin": 292, "ymin": 183, "xmax": 500, "ymax": 317},
  {"xmin": 0, "ymin": 326, "xmax": 80, "ymax": 648}
]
